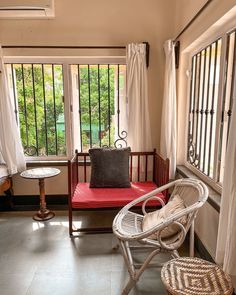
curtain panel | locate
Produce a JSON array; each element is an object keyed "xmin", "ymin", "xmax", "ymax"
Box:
[
  {"xmin": 160, "ymin": 40, "xmax": 177, "ymax": 179},
  {"xmin": 216, "ymin": 90, "xmax": 236, "ymax": 287},
  {"xmin": 126, "ymin": 43, "xmax": 152, "ymax": 152},
  {"xmin": 0, "ymin": 47, "xmax": 26, "ymax": 175}
]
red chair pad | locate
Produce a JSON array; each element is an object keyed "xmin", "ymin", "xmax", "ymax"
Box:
[{"xmin": 71, "ymin": 181, "xmax": 165, "ymax": 209}]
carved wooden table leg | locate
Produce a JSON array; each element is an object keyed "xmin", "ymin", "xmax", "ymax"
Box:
[
  {"xmin": 20, "ymin": 167, "xmax": 60, "ymax": 221},
  {"xmin": 33, "ymin": 178, "xmax": 55, "ymax": 221}
]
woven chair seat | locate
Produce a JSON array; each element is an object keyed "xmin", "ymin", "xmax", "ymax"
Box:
[
  {"xmin": 114, "ymin": 211, "xmax": 144, "ymax": 236},
  {"xmin": 161, "ymin": 257, "xmax": 234, "ymax": 295}
]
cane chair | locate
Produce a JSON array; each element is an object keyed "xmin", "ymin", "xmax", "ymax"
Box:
[{"xmin": 112, "ymin": 178, "xmax": 208, "ymax": 295}]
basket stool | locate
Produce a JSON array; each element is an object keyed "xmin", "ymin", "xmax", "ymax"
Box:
[{"xmin": 161, "ymin": 257, "xmax": 234, "ymax": 295}]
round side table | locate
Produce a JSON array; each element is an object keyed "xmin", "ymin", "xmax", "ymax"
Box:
[
  {"xmin": 161, "ymin": 257, "xmax": 233, "ymax": 295},
  {"xmin": 20, "ymin": 167, "xmax": 60, "ymax": 221}
]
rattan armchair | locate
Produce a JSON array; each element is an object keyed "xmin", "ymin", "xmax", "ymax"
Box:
[{"xmin": 112, "ymin": 178, "xmax": 208, "ymax": 295}]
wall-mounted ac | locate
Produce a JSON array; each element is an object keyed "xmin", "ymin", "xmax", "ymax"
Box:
[{"xmin": 0, "ymin": 0, "xmax": 55, "ymax": 19}]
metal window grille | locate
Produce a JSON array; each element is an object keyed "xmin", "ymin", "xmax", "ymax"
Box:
[
  {"xmin": 187, "ymin": 29, "xmax": 236, "ymax": 183},
  {"xmin": 6, "ymin": 63, "xmax": 66, "ymax": 157},
  {"xmin": 71, "ymin": 64, "xmax": 127, "ymax": 152},
  {"xmin": 187, "ymin": 38, "xmax": 222, "ymax": 178}
]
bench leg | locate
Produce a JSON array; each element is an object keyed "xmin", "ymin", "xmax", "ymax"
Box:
[{"xmin": 68, "ymin": 207, "xmax": 73, "ymax": 237}]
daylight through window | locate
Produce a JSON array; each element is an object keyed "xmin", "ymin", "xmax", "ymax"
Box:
[{"xmin": 6, "ymin": 63, "xmax": 65, "ymax": 157}]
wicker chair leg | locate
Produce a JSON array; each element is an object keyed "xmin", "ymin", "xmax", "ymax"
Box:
[
  {"xmin": 122, "ymin": 278, "xmax": 136, "ymax": 295},
  {"xmin": 119, "ymin": 240, "xmax": 135, "ymax": 277},
  {"xmin": 190, "ymin": 220, "xmax": 195, "ymax": 257}
]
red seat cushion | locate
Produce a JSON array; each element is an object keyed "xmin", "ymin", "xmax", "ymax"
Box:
[{"xmin": 72, "ymin": 181, "xmax": 166, "ymax": 209}]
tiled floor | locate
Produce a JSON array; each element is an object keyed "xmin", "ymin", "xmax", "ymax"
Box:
[{"xmin": 0, "ymin": 210, "xmax": 189, "ymax": 295}]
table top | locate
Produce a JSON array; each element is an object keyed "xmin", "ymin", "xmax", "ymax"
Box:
[
  {"xmin": 161, "ymin": 257, "xmax": 233, "ymax": 295},
  {"xmin": 20, "ymin": 168, "xmax": 60, "ymax": 179}
]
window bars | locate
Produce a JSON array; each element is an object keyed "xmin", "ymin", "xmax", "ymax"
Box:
[
  {"xmin": 7, "ymin": 62, "xmax": 127, "ymax": 156},
  {"xmin": 7, "ymin": 63, "xmax": 66, "ymax": 157},
  {"xmin": 187, "ymin": 29, "xmax": 236, "ymax": 183},
  {"xmin": 72, "ymin": 64, "xmax": 127, "ymax": 152}
]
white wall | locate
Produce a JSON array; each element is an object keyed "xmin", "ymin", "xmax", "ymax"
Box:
[
  {"xmin": 12, "ymin": 166, "xmax": 67, "ymax": 195},
  {"xmin": 195, "ymin": 203, "xmax": 219, "ymax": 259}
]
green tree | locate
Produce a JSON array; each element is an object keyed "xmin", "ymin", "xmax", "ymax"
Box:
[
  {"xmin": 79, "ymin": 65, "xmax": 117, "ymax": 151},
  {"xmin": 14, "ymin": 64, "xmax": 65, "ymax": 156},
  {"xmin": 11, "ymin": 63, "xmax": 125, "ymax": 155}
]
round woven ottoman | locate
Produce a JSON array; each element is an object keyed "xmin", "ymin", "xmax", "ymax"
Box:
[{"xmin": 161, "ymin": 257, "xmax": 233, "ymax": 295}]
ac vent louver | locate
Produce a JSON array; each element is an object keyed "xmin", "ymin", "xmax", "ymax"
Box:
[{"xmin": 0, "ymin": 0, "xmax": 54, "ymax": 19}]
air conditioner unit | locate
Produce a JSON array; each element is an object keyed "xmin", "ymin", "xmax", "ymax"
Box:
[{"xmin": 0, "ymin": 0, "xmax": 54, "ymax": 19}]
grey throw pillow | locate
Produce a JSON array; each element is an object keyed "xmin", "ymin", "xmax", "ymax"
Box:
[{"xmin": 89, "ymin": 147, "xmax": 131, "ymax": 188}]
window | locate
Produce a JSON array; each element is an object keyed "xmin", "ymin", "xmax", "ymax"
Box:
[
  {"xmin": 6, "ymin": 59, "xmax": 127, "ymax": 158},
  {"xmin": 187, "ymin": 28, "xmax": 236, "ymax": 185},
  {"xmin": 70, "ymin": 64, "xmax": 127, "ymax": 152},
  {"xmin": 6, "ymin": 63, "xmax": 66, "ymax": 157}
]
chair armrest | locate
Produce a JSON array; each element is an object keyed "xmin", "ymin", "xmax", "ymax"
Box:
[
  {"xmin": 142, "ymin": 196, "xmax": 165, "ymax": 215},
  {"xmin": 118, "ymin": 180, "xmax": 182, "ymax": 214}
]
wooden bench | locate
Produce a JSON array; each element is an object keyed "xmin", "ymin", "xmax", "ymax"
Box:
[
  {"xmin": 0, "ymin": 165, "xmax": 13, "ymax": 210},
  {"xmin": 67, "ymin": 149, "xmax": 169, "ymax": 236}
]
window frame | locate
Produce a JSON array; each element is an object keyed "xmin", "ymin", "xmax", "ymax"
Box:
[
  {"xmin": 184, "ymin": 22, "xmax": 236, "ymax": 194},
  {"xmin": 4, "ymin": 56, "xmax": 126, "ymax": 161}
]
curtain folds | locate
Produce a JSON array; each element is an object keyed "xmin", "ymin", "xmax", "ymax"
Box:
[
  {"xmin": 126, "ymin": 43, "xmax": 152, "ymax": 152},
  {"xmin": 216, "ymin": 94, "xmax": 236, "ymax": 287},
  {"xmin": 0, "ymin": 47, "xmax": 26, "ymax": 175},
  {"xmin": 160, "ymin": 40, "xmax": 177, "ymax": 179}
]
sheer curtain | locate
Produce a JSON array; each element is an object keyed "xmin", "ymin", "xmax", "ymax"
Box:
[
  {"xmin": 160, "ymin": 40, "xmax": 176, "ymax": 179},
  {"xmin": 0, "ymin": 47, "xmax": 26, "ymax": 174},
  {"xmin": 216, "ymin": 93, "xmax": 236, "ymax": 287},
  {"xmin": 126, "ymin": 43, "xmax": 152, "ymax": 152}
]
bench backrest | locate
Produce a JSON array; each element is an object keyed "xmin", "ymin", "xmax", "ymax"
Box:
[{"xmin": 68, "ymin": 149, "xmax": 169, "ymax": 198}]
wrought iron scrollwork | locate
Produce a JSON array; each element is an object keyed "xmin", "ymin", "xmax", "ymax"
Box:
[
  {"xmin": 188, "ymin": 135, "xmax": 199, "ymax": 167},
  {"xmin": 114, "ymin": 64, "xmax": 128, "ymax": 149},
  {"xmin": 114, "ymin": 130, "xmax": 127, "ymax": 148}
]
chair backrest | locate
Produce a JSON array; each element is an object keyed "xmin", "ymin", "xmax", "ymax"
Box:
[
  {"xmin": 161, "ymin": 179, "xmax": 208, "ymax": 248},
  {"xmin": 170, "ymin": 178, "xmax": 208, "ymax": 207}
]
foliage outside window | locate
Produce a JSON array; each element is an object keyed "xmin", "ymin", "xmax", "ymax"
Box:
[
  {"xmin": 6, "ymin": 62, "xmax": 127, "ymax": 157},
  {"xmin": 7, "ymin": 63, "xmax": 65, "ymax": 157},
  {"xmin": 71, "ymin": 64, "xmax": 127, "ymax": 152}
]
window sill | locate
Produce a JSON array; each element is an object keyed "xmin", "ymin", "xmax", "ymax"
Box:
[
  {"xmin": 176, "ymin": 165, "xmax": 221, "ymax": 213},
  {"xmin": 26, "ymin": 160, "xmax": 68, "ymax": 167}
]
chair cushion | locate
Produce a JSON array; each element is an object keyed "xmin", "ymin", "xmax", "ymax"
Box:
[
  {"xmin": 89, "ymin": 147, "xmax": 131, "ymax": 188},
  {"xmin": 72, "ymin": 182, "xmax": 166, "ymax": 208},
  {"xmin": 142, "ymin": 195, "xmax": 187, "ymax": 239}
]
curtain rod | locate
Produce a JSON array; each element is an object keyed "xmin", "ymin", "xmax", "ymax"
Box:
[
  {"xmin": 174, "ymin": 0, "xmax": 214, "ymax": 42},
  {"xmin": 1, "ymin": 45, "xmax": 126, "ymax": 49},
  {"xmin": 174, "ymin": 0, "xmax": 213, "ymax": 68},
  {"xmin": 2, "ymin": 42, "xmax": 150, "ymax": 67}
]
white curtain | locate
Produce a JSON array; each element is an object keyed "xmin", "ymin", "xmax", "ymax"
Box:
[
  {"xmin": 126, "ymin": 43, "xmax": 152, "ymax": 152},
  {"xmin": 216, "ymin": 95, "xmax": 236, "ymax": 287},
  {"xmin": 160, "ymin": 40, "xmax": 176, "ymax": 179},
  {"xmin": 0, "ymin": 47, "xmax": 26, "ymax": 174}
]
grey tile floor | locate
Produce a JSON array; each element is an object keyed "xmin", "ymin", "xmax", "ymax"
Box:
[{"xmin": 0, "ymin": 210, "xmax": 189, "ymax": 295}]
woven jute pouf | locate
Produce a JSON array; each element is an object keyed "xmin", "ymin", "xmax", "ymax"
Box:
[{"xmin": 161, "ymin": 257, "xmax": 234, "ymax": 295}]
